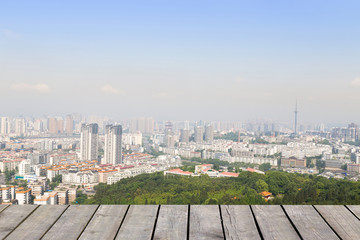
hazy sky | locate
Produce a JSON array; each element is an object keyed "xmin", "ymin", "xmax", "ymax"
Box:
[{"xmin": 0, "ymin": 1, "xmax": 359, "ymax": 124}]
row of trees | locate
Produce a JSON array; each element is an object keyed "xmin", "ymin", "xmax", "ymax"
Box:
[{"xmin": 79, "ymin": 170, "xmax": 360, "ymax": 205}]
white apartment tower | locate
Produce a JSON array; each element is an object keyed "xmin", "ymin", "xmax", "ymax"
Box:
[
  {"xmin": 180, "ymin": 129, "xmax": 190, "ymax": 143},
  {"xmin": 103, "ymin": 125, "xmax": 122, "ymax": 165},
  {"xmin": 0, "ymin": 117, "xmax": 10, "ymax": 135},
  {"xmin": 194, "ymin": 126, "xmax": 204, "ymax": 143},
  {"xmin": 80, "ymin": 123, "xmax": 99, "ymax": 161},
  {"xmin": 15, "ymin": 118, "xmax": 26, "ymax": 136},
  {"xmin": 205, "ymin": 124, "xmax": 214, "ymax": 142}
]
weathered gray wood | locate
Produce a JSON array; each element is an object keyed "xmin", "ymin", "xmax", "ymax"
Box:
[
  {"xmin": 0, "ymin": 205, "xmax": 8, "ymax": 213},
  {"xmin": 42, "ymin": 205, "xmax": 98, "ymax": 240},
  {"xmin": 115, "ymin": 205, "xmax": 158, "ymax": 240},
  {"xmin": 315, "ymin": 205, "xmax": 360, "ymax": 240},
  {"xmin": 6, "ymin": 205, "xmax": 68, "ymax": 240},
  {"xmin": 283, "ymin": 205, "xmax": 339, "ymax": 240},
  {"xmin": 0, "ymin": 205, "xmax": 38, "ymax": 239},
  {"xmin": 189, "ymin": 205, "xmax": 224, "ymax": 240},
  {"xmin": 79, "ymin": 205, "xmax": 128, "ymax": 240},
  {"xmin": 252, "ymin": 205, "xmax": 300, "ymax": 240},
  {"xmin": 153, "ymin": 205, "xmax": 188, "ymax": 240},
  {"xmin": 221, "ymin": 205, "xmax": 261, "ymax": 240},
  {"xmin": 347, "ymin": 205, "xmax": 360, "ymax": 219}
]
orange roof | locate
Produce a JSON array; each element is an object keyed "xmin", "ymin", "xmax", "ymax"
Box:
[
  {"xmin": 220, "ymin": 172, "xmax": 239, "ymax": 177},
  {"xmin": 16, "ymin": 189, "xmax": 31, "ymax": 194},
  {"xmin": 169, "ymin": 169, "xmax": 192, "ymax": 175},
  {"xmin": 260, "ymin": 192, "xmax": 272, "ymax": 197},
  {"xmin": 34, "ymin": 196, "xmax": 50, "ymax": 201},
  {"xmin": 99, "ymin": 170, "xmax": 117, "ymax": 173}
]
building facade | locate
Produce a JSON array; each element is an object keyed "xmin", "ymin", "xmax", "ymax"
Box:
[
  {"xmin": 80, "ymin": 123, "xmax": 99, "ymax": 161},
  {"xmin": 103, "ymin": 125, "xmax": 122, "ymax": 165},
  {"xmin": 204, "ymin": 125, "xmax": 214, "ymax": 142}
]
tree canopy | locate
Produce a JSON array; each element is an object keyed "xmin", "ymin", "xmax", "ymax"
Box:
[{"xmin": 80, "ymin": 171, "xmax": 360, "ymax": 205}]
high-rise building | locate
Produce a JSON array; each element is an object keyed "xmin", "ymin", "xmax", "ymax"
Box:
[
  {"xmin": 164, "ymin": 134, "xmax": 176, "ymax": 147},
  {"xmin": 165, "ymin": 121, "xmax": 173, "ymax": 133},
  {"xmin": 48, "ymin": 117, "xmax": 57, "ymax": 134},
  {"xmin": 184, "ymin": 120, "xmax": 190, "ymax": 130},
  {"xmin": 15, "ymin": 118, "xmax": 26, "ymax": 136},
  {"xmin": 103, "ymin": 125, "xmax": 122, "ymax": 165},
  {"xmin": 347, "ymin": 123, "xmax": 359, "ymax": 142},
  {"xmin": 145, "ymin": 118, "xmax": 154, "ymax": 134},
  {"xmin": 65, "ymin": 115, "xmax": 74, "ymax": 135},
  {"xmin": 80, "ymin": 123, "xmax": 99, "ymax": 161},
  {"xmin": 57, "ymin": 119, "xmax": 64, "ymax": 134},
  {"xmin": 130, "ymin": 118, "xmax": 154, "ymax": 134},
  {"xmin": 48, "ymin": 117, "xmax": 64, "ymax": 134},
  {"xmin": 204, "ymin": 125, "xmax": 214, "ymax": 142},
  {"xmin": 34, "ymin": 120, "xmax": 44, "ymax": 132},
  {"xmin": 194, "ymin": 126, "xmax": 204, "ymax": 143},
  {"xmin": 0, "ymin": 117, "xmax": 10, "ymax": 135},
  {"xmin": 180, "ymin": 129, "xmax": 190, "ymax": 143}
]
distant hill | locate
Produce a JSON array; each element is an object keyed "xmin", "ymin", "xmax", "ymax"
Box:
[{"xmin": 79, "ymin": 171, "xmax": 360, "ymax": 205}]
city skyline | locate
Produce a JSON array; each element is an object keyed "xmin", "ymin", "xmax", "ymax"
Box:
[{"xmin": 0, "ymin": 113, "xmax": 357, "ymax": 130}]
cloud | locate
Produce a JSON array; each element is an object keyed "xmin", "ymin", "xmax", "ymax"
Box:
[
  {"xmin": 1, "ymin": 29, "xmax": 18, "ymax": 38},
  {"xmin": 10, "ymin": 83, "xmax": 51, "ymax": 93},
  {"xmin": 100, "ymin": 84, "xmax": 123, "ymax": 95},
  {"xmin": 350, "ymin": 78, "xmax": 360, "ymax": 87}
]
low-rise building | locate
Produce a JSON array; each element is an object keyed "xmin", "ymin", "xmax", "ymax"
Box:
[
  {"xmin": 54, "ymin": 189, "xmax": 68, "ymax": 205},
  {"xmin": 16, "ymin": 188, "xmax": 32, "ymax": 205},
  {"xmin": 163, "ymin": 169, "xmax": 193, "ymax": 177},
  {"xmin": 281, "ymin": 157, "xmax": 306, "ymax": 168},
  {"xmin": 348, "ymin": 163, "xmax": 360, "ymax": 173},
  {"xmin": 34, "ymin": 192, "xmax": 58, "ymax": 205}
]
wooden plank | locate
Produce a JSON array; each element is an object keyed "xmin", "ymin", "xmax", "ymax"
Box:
[
  {"xmin": 6, "ymin": 205, "xmax": 68, "ymax": 240},
  {"xmin": 0, "ymin": 205, "xmax": 38, "ymax": 239},
  {"xmin": 283, "ymin": 205, "xmax": 339, "ymax": 240},
  {"xmin": 153, "ymin": 205, "xmax": 188, "ymax": 240},
  {"xmin": 79, "ymin": 205, "xmax": 128, "ymax": 240},
  {"xmin": 42, "ymin": 205, "xmax": 98, "ymax": 240},
  {"xmin": 189, "ymin": 205, "xmax": 224, "ymax": 240},
  {"xmin": 221, "ymin": 205, "xmax": 261, "ymax": 240},
  {"xmin": 347, "ymin": 205, "xmax": 360, "ymax": 219},
  {"xmin": 252, "ymin": 205, "xmax": 300, "ymax": 240},
  {"xmin": 315, "ymin": 205, "xmax": 360, "ymax": 240},
  {"xmin": 115, "ymin": 205, "xmax": 158, "ymax": 240},
  {"xmin": 0, "ymin": 205, "xmax": 8, "ymax": 213}
]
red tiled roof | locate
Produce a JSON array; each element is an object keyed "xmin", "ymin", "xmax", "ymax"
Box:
[{"xmin": 220, "ymin": 172, "xmax": 239, "ymax": 177}]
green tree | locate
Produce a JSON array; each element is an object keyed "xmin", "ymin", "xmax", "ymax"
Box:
[
  {"xmin": 341, "ymin": 164, "xmax": 347, "ymax": 171},
  {"xmin": 52, "ymin": 175, "xmax": 62, "ymax": 183},
  {"xmin": 316, "ymin": 160, "xmax": 325, "ymax": 173},
  {"xmin": 259, "ymin": 163, "xmax": 271, "ymax": 172},
  {"xmin": 205, "ymin": 198, "xmax": 219, "ymax": 204},
  {"xmin": 82, "ymin": 170, "xmax": 360, "ymax": 205},
  {"xmin": 255, "ymin": 179, "xmax": 269, "ymax": 192}
]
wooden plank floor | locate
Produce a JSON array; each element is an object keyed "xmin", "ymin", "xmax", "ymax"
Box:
[{"xmin": 0, "ymin": 205, "xmax": 359, "ymax": 240}]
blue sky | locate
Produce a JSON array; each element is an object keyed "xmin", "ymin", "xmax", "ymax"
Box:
[{"xmin": 0, "ymin": 1, "xmax": 359, "ymax": 123}]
